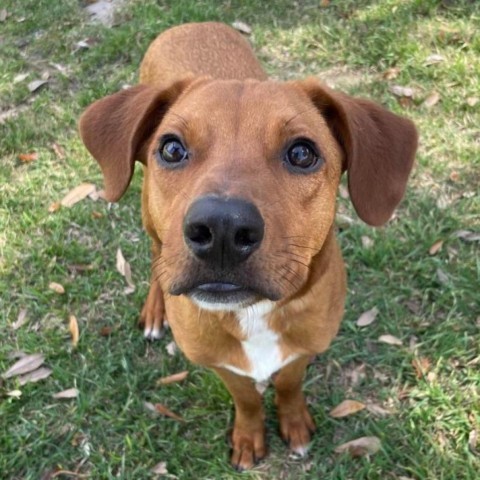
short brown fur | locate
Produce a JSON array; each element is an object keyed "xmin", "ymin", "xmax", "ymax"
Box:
[{"xmin": 79, "ymin": 22, "xmax": 417, "ymax": 470}]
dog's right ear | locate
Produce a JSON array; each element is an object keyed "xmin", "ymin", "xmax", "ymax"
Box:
[{"xmin": 79, "ymin": 79, "xmax": 193, "ymax": 202}]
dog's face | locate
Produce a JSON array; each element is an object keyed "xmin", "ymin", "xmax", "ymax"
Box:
[
  {"xmin": 143, "ymin": 79, "xmax": 343, "ymax": 308},
  {"xmin": 79, "ymin": 76, "xmax": 417, "ymax": 309}
]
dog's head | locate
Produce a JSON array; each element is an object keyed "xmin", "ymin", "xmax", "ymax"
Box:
[{"xmin": 79, "ymin": 77, "xmax": 417, "ymax": 310}]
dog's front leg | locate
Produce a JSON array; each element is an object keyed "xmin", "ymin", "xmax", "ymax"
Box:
[
  {"xmin": 274, "ymin": 355, "xmax": 316, "ymax": 456},
  {"xmin": 139, "ymin": 241, "xmax": 166, "ymax": 340},
  {"xmin": 213, "ymin": 367, "xmax": 266, "ymax": 471}
]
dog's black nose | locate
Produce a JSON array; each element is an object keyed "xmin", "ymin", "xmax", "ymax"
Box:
[{"xmin": 183, "ymin": 196, "xmax": 264, "ymax": 267}]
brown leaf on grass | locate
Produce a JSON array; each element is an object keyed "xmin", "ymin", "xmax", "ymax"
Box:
[
  {"xmin": 18, "ymin": 367, "xmax": 52, "ymax": 385},
  {"xmin": 320, "ymin": 0, "xmax": 330, "ymax": 6},
  {"xmin": 99, "ymin": 326, "xmax": 113, "ymax": 336},
  {"xmin": 153, "ymin": 403, "xmax": 185, "ymax": 422},
  {"xmin": 6, "ymin": 390, "xmax": 22, "ymax": 398},
  {"xmin": 468, "ymin": 429, "xmax": 478, "ymax": 454},
  {"xmin": 454, "ymin": 230, "xmax": 480, "ymax": 243},
  {"xmin": 429, "ymin": 240, "xmax": 443, "ymax": 255},
  {"xmin": 423, "ymin": 91, "xmax": 440, "ymax": 108},
  {"xmin": 361, "ymin": 235, "xmax": 374, "ymax": 249},
  {"xmin": 334, "ymin": 436, "xmax": 381, "ymax": 457},
  {"xmin": 157, "ymin": 371, "xmax": 189, "ymax": 386},
  {"xmin": 390, "ymin": 85, "xmax": 416, "ymax": 98},
  {"xmin": 366, "ymin": 403, "xmax": 392, "ymax": 417},
  {"xmin": 116, "ymin": 248, "xmax": 135, "ymax": 292},
  {"xmin": 166, "ymin": 341, "xmax": 177, "ymax": 356},
  {"xmin": 449, "ymin": 170, "xmax": 459, "ymax": 182},
  {"xmin": 60, "ymin": 183, "xmax": 96, "ymax": 207},
  {"xmin": 49, "ymin": 282, "xmax": 65, "ymax": 294},
  {"xmin": 329, "ymin": 399, "xmax": 366, "ymax": 418},
  {"xmin": 28, "ymin": 79, "xmax": 48, "ymax": 93},
  {"xmin": 231, "ymin": 20, "xmax": 252, "ymax": 35},
  {"xmin": 69, "ymin": 315, "xmax": 79, "ymax": 347},
  {"xmin": 378, "ymin": 334, "xmax": 403, "ymax": 346},
  {"xmin": 412, "ymin": 357, "xmax": 431, "ymax": 379},
  {"xmin": 91, "ymin": 210, "xmax": 103, "ymax": 219},
  {"xmin": 52, "ymin": 388, "xmax": 79, "ymax": 399},
  {"xmin": 424, "ymin": 54, "xmax": 445, "ymax": 66},
  {"xmin": 466, "ymin": 97, "xmax": 479, "ymax": 107},
  {"xmin": 356, "ymin": 307, "xmax": 379, "ymax": 327},
  {"xmin": 18, "ymin": 152, "xmax": 38, "ymax": 163},
  {"xmin": 0, "ymin": 9, "xmax": 8, "ymax": 21},
  {"xmin": 51, "ymin": 143, "xmax": 65, "ymax": 159},
  {"xmin": 382, "ymin": 67, "xmax": 399, "ymax": 80},
  {"xmin": 48, "ymin": 202, "xmax": 61, "ymax": 213},
  {"xmin": 151, "ymin": 461, "xmax": 168, "ymax": 475},
  {"xmin": 12, "ymin": 308, "xmax": 28, "ymax": 330},
  {"xmin": 3, "ymin": 353, "xmax": 45, "ymax": 378}
]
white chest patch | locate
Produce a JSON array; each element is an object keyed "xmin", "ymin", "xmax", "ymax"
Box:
[{"xmin": 220, "ymin": 300, "xmax": 299, "ymax": 383}]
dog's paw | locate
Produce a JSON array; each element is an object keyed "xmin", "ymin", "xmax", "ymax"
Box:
[
  {"xmin": 139, "ymin": 281, "xmax": 166, "ymax": 341},
  {"xmin": 278, "ymin": 404, "xmax": 316, "ymax": 456},
  {"xmin": 230, "ymin": 426, "xmax": 266, "ymax": 471}
]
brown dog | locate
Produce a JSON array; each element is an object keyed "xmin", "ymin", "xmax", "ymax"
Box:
[{"xmin": 79, "ymin": 22, "xmax": 417, "ymax": 470}]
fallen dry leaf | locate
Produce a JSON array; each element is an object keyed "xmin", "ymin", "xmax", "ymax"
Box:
[
  {"xmin": 454, "ymin": 230, "xmax": 480, "ymax": 243},
  {"xmin": 466, "ymin": 97, "xmax": 479, "ymax": 107},
  {"xmin": 6, "ymin": 390, "xmax": 22, "ymax": 398},
  {"xmin": 382, "ymin": 67, "xmax": 399, "ymax": 80},
  {"xmin": 116, "ymin": 248, "xmax": 135, "ymax": 291},
  {"xmin": 13, "ymin": 73, "xmax": 29, "ymax": 83},
  {"xmin": 0, "ymin": 9, "xmax": 7, "ymax": 21},
  {"xmin": 412, "ymin": 357, "xmax": 431, "ymax": 379},
  {"xmin": 69, "ymin": 315, "xmax": 79, "ymax": 347},
  {"xmin": 153, "ymin": 403, "xmax": 185, "ymax": 422},
  {"xmin": 423, "ymin": 91, "xmax": 440, "ymax": 108},
  {"xmin": 231, "ymin": 20, "xmax": 251, "ymax": 35},
  {"xmin": 468, "ymin": 429, "xmax": 478, "ymax": 454},
  {"xmin": 51, "ymin": 143, "xmax": 66, "ymax": 159},
  {"xmin": 378, "ymin": 334, "xmax": 403, "ymax": 346},
  {"xmin": 449, "ymin": 170, "xmax": 459, "ymax": 182},
  {"xmin": 424, "ymin": 53, "xmax": 445, "ymax": 65},
  {"xmin": 157, "ymin": 371, "xmax": 188, "ymax": 386},
  {"xmin": 166, "ymin": 341, "xmax": 177, "ymax": 356},
  {"xmin": 356, "ymin": 307, "xmax": 379, "ymax": 327},
  {"xmin": 49, "ymin": 282, "xmax": 65, "ymax": 294},
  {"xmin": 28, "ymin": 79, "xmax": 48, "ymax": 93},
  {"xmin": 91, "ymin": 210, "xmax": 103, "ymax": 219},
  {"xmin": 18, "ymin": 152, "xmax": 38, "ymax": 163},
  {"xmin": 329, "ymin": 399, "xmax": 366, "ymax": 418},
  {"xmin": 52, "ymin": 388, "xmax": 79, "ymax": 399},
  {"xmin": 334, "ymin": 436, "xmax": 381, "ymax": 457},
  {"xmin": 3, "ymin": 353, "xmax": 45, "ymax": 378},
  {"xmin": 390, "ymin": 85, "xmax": 416, "ymax": 98},
  {"xmin": 60, "ymin": 183, "xmax": 96, "ymax": 207},
  {"xmin": 429, "ymin": 240, "xmax": 443, "ymax": 255},
  {"xmin": 99, "ymin": 326, "xmax": 113, "ymax": 336},
  {"xmin": 361, "ymin": 235, "xmax": 374, "ymax": 249},
  {"xmin": 12, "ymin": 308, "xmax": 28, "ymax": 330},
  {"xmin": 48, "ymin": 202, "xmax": 61, "ymax": 213},
  {"xmin": 366, "ymin": 403, "xmax": 392, "ymax": 417},
  {"xmin": 436, "ymin": 268, "xmax": 449, "ymax": 285},
  {"xmin": 151, "ymin": 461, "xmax": 168, "ymax": 475},
  {"xmin": 18, "ymin": 367, "xmax": 52, "ymax": 385}
]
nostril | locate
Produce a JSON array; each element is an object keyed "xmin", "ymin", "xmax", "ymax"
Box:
[
  {"xmin": 234, "ymin": 227, "xmax": 261, "ymax": 248},
  {"xmin": 187, "ymin": 223, "xmax": 212, "ymax": 246}
]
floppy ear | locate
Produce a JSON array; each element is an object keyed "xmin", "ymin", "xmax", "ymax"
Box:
[
  {"xmin": 298, "ymin": 78, "xmax": 418, "ymax": 226},
  {"xmin": 79, "ymin": 79, "xmax": 192, "ymax": 202}
]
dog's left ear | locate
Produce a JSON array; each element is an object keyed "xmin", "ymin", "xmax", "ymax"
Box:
[
  {"xmin": 79, "ymin": 78, "xmax": 193, "ymax": 202},
  {"xmin": 297, "ymin": 78, "xmax": 418, "ymax": 226}
]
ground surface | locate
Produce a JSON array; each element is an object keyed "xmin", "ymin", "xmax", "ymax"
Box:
[{"xmin": 0, "ymin": 1, "xmax": 479, "ymax": 479}]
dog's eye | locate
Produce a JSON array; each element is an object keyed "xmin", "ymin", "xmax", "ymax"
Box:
[
  {"xmin": 157, "ymin": 137, "xmax": 188, "ymax": 166},
  {"xmin": 285, "ymin": 141, "xmax": 321, "ymax": 172}
]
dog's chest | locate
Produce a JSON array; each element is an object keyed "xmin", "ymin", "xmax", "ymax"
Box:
[{"xmin": 220, "ymin": 302, "xmax": 299, "ymax": 383}]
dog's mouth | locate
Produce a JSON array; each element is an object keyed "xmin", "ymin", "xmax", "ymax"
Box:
[{"xmin": 171, "ymin": 279, "xmax": 280, "ymax": 311}]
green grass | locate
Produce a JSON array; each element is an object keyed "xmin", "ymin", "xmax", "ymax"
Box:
[{"xmin": 1, "ymin": 0, "xmax": 479, "ymax": 478}]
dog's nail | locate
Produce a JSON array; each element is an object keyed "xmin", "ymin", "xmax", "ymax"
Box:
[{"xmin": 291, "ymin": 444, "xmax": 309, "ymax": 457}]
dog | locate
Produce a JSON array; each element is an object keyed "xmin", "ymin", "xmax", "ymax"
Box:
[{"xmin": 79, "ymin": 22, "xmax": 417, "ymax": 470}]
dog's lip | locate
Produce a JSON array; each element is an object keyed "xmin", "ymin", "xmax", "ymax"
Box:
[{"xmin": 194, "ymin": 282, "xmax": 244, "ymax": 293}]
